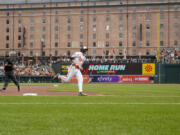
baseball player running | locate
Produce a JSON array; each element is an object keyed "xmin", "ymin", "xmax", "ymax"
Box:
[{"xmin": 54, "ymin": 46, "xmax": 88, "ymax": 96}]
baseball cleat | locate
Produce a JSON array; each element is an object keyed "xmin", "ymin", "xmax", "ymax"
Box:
[
  {"xmin": 78, "ymin": 92, "xmax": 88, "ymax": 96},
  {"xmin": 0, "ymin": 88, "xmax": 6, "ymax": 92},
  {"xmin": 17, "ymin": 86, "xmax": 20, "ymax": 92}
]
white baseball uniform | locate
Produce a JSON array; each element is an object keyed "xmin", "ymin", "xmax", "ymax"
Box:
[{"xmin": 58, "ymin": 52, "xmax": 86, "ymax": 92}]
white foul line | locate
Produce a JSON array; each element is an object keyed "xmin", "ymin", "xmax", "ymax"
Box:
[{"xmin": 0, "ymin": 102, "xmax": 179, "ymax": 105}]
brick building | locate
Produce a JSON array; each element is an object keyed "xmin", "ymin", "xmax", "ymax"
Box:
[{"xmin": 0, "ymin": 0, "xmax": 179, "ymax": 58}]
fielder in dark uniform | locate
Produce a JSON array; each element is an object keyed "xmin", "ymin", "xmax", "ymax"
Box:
[{"xmin": 1, "ymin": 55, "xmax": 20, "ymax": 92}]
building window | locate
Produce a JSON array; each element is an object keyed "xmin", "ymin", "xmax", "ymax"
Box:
[
  {"xmin": 93, "ymin": 33, "xmax": 96, "ymax": 40},
  {"xmin": 80, "ymin": 25, "xmax": 84, "ymax": 32},
  {"xmin": 67, "ymin": 34, "xmax": 71, "ymax": 40},
  {"xmin": 68, "ymin": 9, "xmax": 71, "ymax": 15},
  {"xmin": 160, "ymin": 32, "xmax": 164, "ymax": 39},
  {"xmin": 80, "ymin": 42, "xmax": 83, "ymax": 48},
  {"xmin": 160, "ymin": 41, "xmax": 164, "ymax": 46},
  {"xmin": 160, "ymin": 6, "xmax": 164, "ymax": 11},
  {"xmin": 68, "ymin": 18, "xmax": 71, "ymax": 23},
  {"xmin": 93, "ymin": 42, "xmax": 96, "ymax": 47},
  {"xmin": 132, "ymin": 41, "xmax": 136, "ymax": 46},
  {"xmin": 6, "ymin": 20, "xmax": 9, "ymax": 24},
  {"xmin": 132, "ymin": 33, "xmax": 136, "ymax": 38},
  {"xmin": 81, "ymin": 10, "xmax": 84, "ymax": 14},
  {"xmin": 93, "ymin": 17, "xmax": 96, "ymax": 22},
  {"xmin": 18, "ymin": 43, "xmax": 21, "ymax": 48},
  {"xmin": 146, "ymin": 50, "xmax": 150, "ymax": 55},
  {"xmin": 146, "ymin": 7, "xmax": 150, "ymax": 12},
  {"xmin": 174, "ymin": 32, "xmax": 178, "ymax": 38},
  {"xmin": 146, "ymin": 32, "xmax": 150, "ymax": 38},
  {"xmin": 42, "ymin": 18, "xmax": 46, "ymax": 23},
  {"xmin": 174, "ymin": 13, "xmax": 178, "ymax": 20},
  {"xmin": 106, "ymin": 8, "xmax": 110, "ymax": 13},
  {"xmin": 174, "ymin": 6, "xmax": 179, "ymax": 11},
  {"xmin": 30, "ymin": 51, "xmax": 33, "ymax": 57},
  {"xmin": 67, "ymin": 42, "xmax": 71, "ymax": 47},
  {"xmin": 6, "ymin": 12, "xmax": 9, "ymax": 16},
  {"xmin": 106, "ymin": 33, "xmax": 109, "ymax": 39},
  {"xmin": 146, "ymin": 15, "xmax": 151, "ymax": 21},
  {"xmin": 146, "ymin": 24, "xmax": 150, "ymax": 29},
  {"xmin": 146, "ymin": 41, "xmax": 150, "ymax": 46},
  {"xmin": 119, "ymin": 33, "xmax": 123, "ymax": 38},
  {"xmin": 132, "ymin": 24, "xmax": 136, "ymax": 30},
  {"xmin": 132, "ymin": 16, "xmax": 136, "ymax": 21},
  {"xmin": 6, "ymin": 28, "xmax": 9, "ymax": 33},
  {"xmin": 67, "ymin": 50, "xmax": 71, "ymax": 56},
  {"xmin": 55, "ymin": 10, "xmax": 59, "ymax": 14},
  {"xmin": 18, "ymin": 19, "xmax": 22, "ymax": 24},
  {"xmin": 55, "ymin": 26, "xmax": 58, "ymax": 32},
  {"xmin": 93, "ymin": 2, "xmax": 96, "ymax": 6},
  {"xmin": 174, "ymin": 40, "xmax": 178, "ymax": 46},
  {"xmin": 80, "ymin": 17, "xmax": 84, "ymax": 23},
  {"xmin": 132, "ymin": 50, "xmax": 136, "ymax": 56},
  {"xmin": 42, "ymin": 26, "xmax": 46, "ymax": 32},
  {"xmin": 18, "ymin": 11, "xmax": 22, "ymax": 16},
  {"xmin": 93, "ymin": 9, "xmax": 96, "ymax": 14},
  {"xmin": 106, "ymin": 41, "xmax": 110, "ymax": 47},
  {"xmin": 55, "ymin": 42, "xmax": 58, "ymax": 48},
  {"xmin": 120, "ymin": 8, "xmax": 123, "ymax": 13},
  {"xmin": 119, "ymin": 16, "xmax": 123, "ymax": 21},
  {"xmin": 6, "ymin": 43, "xmax": 9, "ymax": 48},
  {"xmin": 42, "ymin": 35, "xmax": 46, "ymax": 40},
  {"xmin": 174, "ymin": 23, "xmax": 178, "ymax": 29},
  {"xmin": 106, "ymin": 17, "xmax": 110, "ymax": 22},
  {"xmin": 119, "ymin": 41, "xmax": 123, "ymax": 46},
  {"xmin": 30, "ymin": 19, "xmax": 34, "ymax": 24},
  {"xmin": 18, "ymin": 27, "xmax": 21, "ymax": 32},
  {"xmin": 18, "ymin": 35, "xmax": 21, "ymax": 40},
  {"xmin": 80, "ymin": 34, "xmax": 84, "ymax": 40},
  {"xmin": 55, "ymin": 34, "xmax": 58, "ymax": 40},
  {"xmin": 119, "ymin": 25, "xmax": 123, "ymax": 30},
  {"xmin": 160, "ymin": 14, "xmax": 164, "ymax": 20},
  {"xmin": 30, "ymin": 35, "xmax": 34, "ymax": 40},
  {"xmin": 30, "ymin": 27, "xmax": 34, "ymax": 32},
  {"xmin": 106, "ymin": 50, "xmax": 109, "ymax": 56},
  {"xmin": 93, "ymin": 25, "xmax": 96, "ymax": 31},
  {"xmin": 133, "ymin": 8, "xmax": 136, "ymax": 12},
  {"xmin": 55, "ymin": 18, "xmax": 59, "ymax": 24},
  {"xmin": 106, "ymin": 25, "xmax": 110, "ymax": 31},
  {"xmin": 30, "ymin": 43, "xmax": 33, "ymax": 48},
  {"xmin": 81, "ymin": 2, "xmax": 84, "ymax": 6},
  {"xmin": 6, "ymin": 35, "xmax": 9, "ymax": 40},
  {"xmin": 160, "ymin": 24, "xmax": 164, "ymax": 29},
  {"xmin": 67, "ymin": 26, "xmax": 71, "ymax": 31}
]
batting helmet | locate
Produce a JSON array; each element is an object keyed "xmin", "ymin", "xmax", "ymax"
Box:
[{"xmin": 80, "ymin": 46, "xmax": 88, "ymax": 53}]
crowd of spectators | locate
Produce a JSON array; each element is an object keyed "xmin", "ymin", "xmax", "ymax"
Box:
[{"xmin": 0, "ymin": 49, "xmax": 179, "ymax": 76}]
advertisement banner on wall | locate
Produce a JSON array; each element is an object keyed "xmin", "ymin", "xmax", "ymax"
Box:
[
  {"xmin": 142, "ymin": 63, "xmax": 155, "ymax": 75},
  {"xmin": 120, "ymin": 75, "xmax": 154, "ymax": 83},
  {"xmin": 90, "ymin": 75, "xmax": 120, "ymax": 83},
  {"xmin": 83, "ymin": 64, "xmax": 142, "ymax": 75},
  {"xmin": 61, "ymin": 75, "xmax": 90, "ymax": 83}
]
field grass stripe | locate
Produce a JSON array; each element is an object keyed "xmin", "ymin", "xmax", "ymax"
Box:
[{"xmin": 0, "ymin": 102, "xmax": 180, "ymax": 105}]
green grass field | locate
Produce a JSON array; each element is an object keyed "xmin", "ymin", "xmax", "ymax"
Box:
[{"xmin": 0, "ymin": 83, "xmax": 180, "ymax": 135}]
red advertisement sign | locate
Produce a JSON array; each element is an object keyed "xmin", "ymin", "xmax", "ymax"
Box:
[
  {"xmin": 120, "ymin": 75, "xmax": 153, "ymax": 83},
  {"xmin": 61, "ymin": 75, "xmax": 90, "ymax": 83}
]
